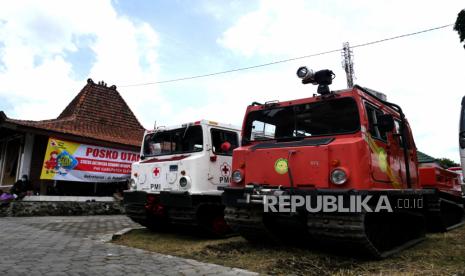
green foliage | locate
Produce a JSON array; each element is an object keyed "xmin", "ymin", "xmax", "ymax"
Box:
[
  {"xmin": 454, "ymin": 9, "xmax": 465, "ymax": 47},
  {"xmin": 436, "ymin": 157, "xmax": 460, "ymax": 169}
]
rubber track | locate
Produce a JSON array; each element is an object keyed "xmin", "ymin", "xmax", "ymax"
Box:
[
  {"xmin": 168, "ymin": 204, "xmax": 234, "ymax": 237},
  {"xmin": 225, "ymin": 206, "xmax": 424, "ymax": 258},
  {"xmin": 168, "ymin": 207, "xmax": 198, "ymax": 226},
  {"xmin": 306, "ymin": 212, "xmax": 426, "ymax": 258},
  {"xmin": 224, "ymin": 207, "xmax": 278, "ymax": 243},
  {"xmin": 425, "ymin": 196, "xmax": 465, "ymax": 232}
]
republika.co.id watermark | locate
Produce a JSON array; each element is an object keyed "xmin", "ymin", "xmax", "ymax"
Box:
[{"xmin": 259, "ymin": 195, "xmax": 424, "ymax": 213}]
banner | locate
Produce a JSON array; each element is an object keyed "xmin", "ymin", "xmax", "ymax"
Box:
[{"xmin": 40, "ymin": 137, "xmax": 140, "ymax": 182}]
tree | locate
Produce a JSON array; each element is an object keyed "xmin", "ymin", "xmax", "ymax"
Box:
[
  {"xmin": 436, "ymin": 157, "xmax": 460, "ymax": 169},
  {"xmin": 454, "ymin": 9, "xmax": 465, "ymax": 48}
]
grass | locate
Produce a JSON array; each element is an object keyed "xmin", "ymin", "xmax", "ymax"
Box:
[{"xmin": 113, "ymin": 226, "xmax": 465, "ymax": 275}]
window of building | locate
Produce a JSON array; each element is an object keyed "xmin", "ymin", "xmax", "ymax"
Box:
[{"xmin": 251, "ymin": 121, "xmax": 276, "ymax": 141}]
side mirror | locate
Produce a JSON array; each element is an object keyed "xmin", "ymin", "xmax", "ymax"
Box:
[{"xmin": 377, "ymin": 114, "xmax": 395, "ymax": 132}]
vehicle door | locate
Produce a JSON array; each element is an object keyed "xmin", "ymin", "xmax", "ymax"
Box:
[
  {"xmin": 365, "ymin": 102, "xmax": 403, "ymax": 188},
  {"xmin": 208, "ymin": 128, "xmax": 240, "ymax": 187}
]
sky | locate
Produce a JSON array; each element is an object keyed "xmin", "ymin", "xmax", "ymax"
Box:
[{"xmin": 0, "ymin": 0, "xmax": 464, "ymax": 161}]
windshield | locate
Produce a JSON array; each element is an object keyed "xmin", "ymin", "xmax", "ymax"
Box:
[
  {"xmin": 244, "ymin": 97, "xmax": 360, "ymax": 141},
  {"xmin": 143, "ymin": 125, "xmax": 204, "ymax": 157}
]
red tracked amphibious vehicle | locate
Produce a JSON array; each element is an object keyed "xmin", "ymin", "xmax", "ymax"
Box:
[{"xmin": 222, "ymin": 67, "xmax": 465, "ymax": 258}]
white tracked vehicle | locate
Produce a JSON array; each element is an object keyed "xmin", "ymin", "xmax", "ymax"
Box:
[{"xmin": 124, "ymin": 120, "xmax": 240, "ymax": 236}]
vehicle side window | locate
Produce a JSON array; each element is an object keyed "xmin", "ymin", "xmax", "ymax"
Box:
[
  {"xmin": 394, "ymin": 120, "xmax": 404, "ymax": 148},
  {"xmin": 211, "ymin": 128, "xmax": 239, "ymax": 156},
  {"xmin": 365, "ymin": 103, "xmax": 387, "ymax": 141}
]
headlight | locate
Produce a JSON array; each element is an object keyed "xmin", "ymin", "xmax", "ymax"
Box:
[
  {"xmin": 232, "ymin": 170, "xmax": 243, "ymax": 183},
  {"xmin": 180, "ymin": 177, "xmax": 187, "ymax": 187},
  {"xmin": 296, "ymin": 66, "xmax": 313, "ymax": 79},
  {"xmin": 179, "ymin": 176, "xmax": 191, "ymax": 189},
  {"xmin": 330, "ymin": 168, "xmax": 348, "ymax": 185},
  {"xmin": 130, "ymin": 178, "xmax": 137, "ymax": 190}
]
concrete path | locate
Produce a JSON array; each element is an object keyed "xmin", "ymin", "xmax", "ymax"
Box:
[{"xmin": 0, "ymin": 215, "xmax": 257, "ymax": 276}]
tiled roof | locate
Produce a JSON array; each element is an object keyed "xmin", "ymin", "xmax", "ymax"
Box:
[
  {"xmin": 2, "ymin": 79, "xmax": 145, "ymax": 147},
  {"xmin": 417, "ymin": 151, "xmax": 436, "ymax": 163}
]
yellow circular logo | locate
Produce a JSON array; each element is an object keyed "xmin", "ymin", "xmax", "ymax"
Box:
[{"xmin": 274, "ymin": 158, "xmax": 288, "ymax": 175}]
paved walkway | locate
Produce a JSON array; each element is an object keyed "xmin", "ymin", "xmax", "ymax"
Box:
[{"xmin": 0, "ymin": 216, "xmax": 257, "ymax": 276}]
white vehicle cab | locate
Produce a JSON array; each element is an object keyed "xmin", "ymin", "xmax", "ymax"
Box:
[{"xmin": 124, "ymin": 120, "xmax": 240, "ymax": 236}]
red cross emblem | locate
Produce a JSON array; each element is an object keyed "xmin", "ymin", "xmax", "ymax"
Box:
[
  {"xmin": 153, "ymin": 167, "xmax": 161, "ymax": 178},
  {"xmin": 221, "ymin": 163, "xmax": 231, "ymax": 177}
]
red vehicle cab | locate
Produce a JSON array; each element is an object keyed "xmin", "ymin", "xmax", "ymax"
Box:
[
  {"xmin": 222, "ymin": 74, "xmax": 464, "ymax": 258},
  {"xmin": 229, "ymin": 87, "xmax": 417, "ymax": 191}
]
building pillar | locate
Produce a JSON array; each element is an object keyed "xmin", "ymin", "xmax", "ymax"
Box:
[
  {"xmin": 40, "ymin": 180, "xmax": 47, "ymax": 195},
  {"xmin": 18, "ymin": 133, "xmax": 34, "ymax": 180},
  {"xmin": 0, "ymin": 142, "xmax": 5, "ymax": 185}
]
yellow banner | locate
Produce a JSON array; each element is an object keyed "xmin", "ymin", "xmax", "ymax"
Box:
[{"xmin": 40, "ymin": 137, "xmax": 139, "ymax": 182}]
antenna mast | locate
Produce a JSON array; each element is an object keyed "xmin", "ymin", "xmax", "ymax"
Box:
[{"xmin": 341, "ymin": 42, "xmax": 355, "ymax": 88}]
